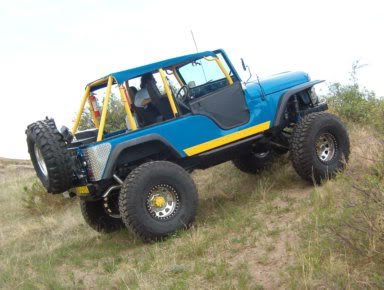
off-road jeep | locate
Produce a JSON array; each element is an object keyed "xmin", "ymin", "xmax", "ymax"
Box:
[{"xmin": 26, "ymin": 49, "xmax": 350, "ymax": 240}]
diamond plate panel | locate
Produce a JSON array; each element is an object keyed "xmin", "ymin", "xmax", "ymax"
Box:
[{"xmin": 83, "ymin": 143, "xmax": 111, "ymax": 181}]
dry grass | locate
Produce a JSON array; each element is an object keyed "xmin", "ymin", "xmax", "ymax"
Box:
[
  {"xmin": 288, "ymin": 123, "xmax": 384, "ymax": 289},
  {"xmin": 0, "ymin": 123, "xmax": 382, "ymax": 289}
]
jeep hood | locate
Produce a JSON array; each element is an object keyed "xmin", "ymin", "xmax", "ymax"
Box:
[{"xmin": 245, "ymin": 71, "xmax": 309, "ymax": 97}]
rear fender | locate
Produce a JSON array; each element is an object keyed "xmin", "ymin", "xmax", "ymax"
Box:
[
  {"xmin": 102, "ymin": 134, "xmax": 181, "ymax": 179},
  {"xmin": 273, "ymin": 80, "xmax": 325, "ymax": 127}
]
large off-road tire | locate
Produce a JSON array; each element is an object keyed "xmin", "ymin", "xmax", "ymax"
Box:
[
  {"xmin": 80, "ymin": 194, "xmax": 125, "ymax": 233},
  {"xmin": 232, "ymin": 150, "xmax": 276, "ymax": 174},
  {"xmin": 26, "ymin": 119, "xmax": 74, "ymax": 193},
  {"xmin": 119, "ymin": 161, "xmax": 198, "ymax": 241},
  {"xmin": 290, "ymin": 112, "xmax": 350, "ymax": 183}
]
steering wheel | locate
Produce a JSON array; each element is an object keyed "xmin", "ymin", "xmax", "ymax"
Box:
[
  {"xmin": 175, "ymin": 85, "xmax": 189, "ymax": 103},
  {"xmin": 175, "ymin": 85, "xmax": 191, "ymax": 112}
]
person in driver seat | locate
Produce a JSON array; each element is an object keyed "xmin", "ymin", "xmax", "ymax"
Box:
[
  {"xmin": 134, "ymin": 74, "xmax": 153, "ymax": 108},
  {"xmin": 133, "ymin": 74, "xmax": 160, "ymax": 126}
]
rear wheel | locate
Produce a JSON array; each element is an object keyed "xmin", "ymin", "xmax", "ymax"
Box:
[
  {"xmin": 80, "ymin": 193, "xmax": 124, "ymax": 233},
  {"xmin": 232, "ymin": 150, "xmax": 276, "ymax": 174},
  {"xmin": 118, "ymin": 161, "xmax": 198, "ymax": 241},
  {"xmin": 290, "ymin": 112, "xmax": 350, "ymax": 183}
]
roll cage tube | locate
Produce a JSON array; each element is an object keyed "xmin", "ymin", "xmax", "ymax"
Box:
[
  {"xmin": 72, "ymin": 86, "xmax": 91, "ymax": 135},
  {"xmin": 159, "ymin": 68, "xmax": 179, "ymax": 117},
  {"xmin": 72, "ymin": 75, "xmax": 138, "ymax": 142},
  {"xmin": 72, "ymin": 55, "xmax": 230, "ymax": 141},
  {"xmin": 204, "ymin": 57, "xmax": 234, "ymax": 86},
  {"xmin": 176, "ymin": 56, "xmax": 234, "ymax": 86},
  {"xmin": 97, "ymin": 76, "xmax": 113, "ymax": 141}
]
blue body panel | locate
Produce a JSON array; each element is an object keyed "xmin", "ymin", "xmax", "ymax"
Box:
[
  {"xmin": 85, "ymin": 71, "xmax": 310, "ymax": 160},
  {"xmin": 82, "ymin": 48, "xmax": 312, "ymax": 181},
  {"xmin": 244, "ymin": 71, "xmax": 310, "ymax": 124},
  {"xmin": 247, "ymin": 71, "xmax": 310, "ymax": 97}
]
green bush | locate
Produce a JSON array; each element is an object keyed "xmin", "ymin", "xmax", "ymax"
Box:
[
  {"xmin": 327, "ymin": 61, "xmax": 384, "ymax": 131},
  {"xmin": 22, "ymin": 179, "xmax": 75, "ymax": 215}
]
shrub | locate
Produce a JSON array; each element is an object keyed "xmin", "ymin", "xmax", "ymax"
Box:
[
  {"xmin": 22, "ymin": 179, "xmax": 75, "ymax": 215},
  {"xmin": 327, "ymin": 61, "xmax": 384, "ymax": 132}
]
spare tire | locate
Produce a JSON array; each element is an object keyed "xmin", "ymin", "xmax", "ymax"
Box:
[{"xmin": 26, "ymin": 118, "xmax": 74, "ymax": 193}]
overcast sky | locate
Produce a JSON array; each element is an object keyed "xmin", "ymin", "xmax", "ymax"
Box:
[{"xmin": 1, "ymin": 0, "xmax": 383, "ymax": 159}]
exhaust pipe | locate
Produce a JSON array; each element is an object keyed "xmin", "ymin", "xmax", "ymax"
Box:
[{"xmin": 102, "ymin": 174, "xmax": 124, "ymax": 198}]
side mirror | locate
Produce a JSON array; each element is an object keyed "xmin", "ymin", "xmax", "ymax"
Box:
[
  {"xmin": 241, "ymin": 58, "xmax": 247, "ymax": 71},
  {"xmin": 240, "ymin": 58, "xmax": 252, "ymax": 83}
]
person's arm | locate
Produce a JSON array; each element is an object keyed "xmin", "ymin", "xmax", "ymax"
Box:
[{"xmin": 141, "ymin": 98, "xmax": 152, "ymax": 106}]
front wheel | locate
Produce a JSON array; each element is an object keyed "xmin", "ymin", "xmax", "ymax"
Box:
[
  {"xmin": 118, "ymin": 161, "xmax": 198, "ymax": 241},
  {"xmin": 290, "ymin": 112, "xmax": 350, "ymax": 183}
]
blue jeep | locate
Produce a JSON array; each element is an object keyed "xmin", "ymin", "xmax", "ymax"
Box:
[{"xmin": 26, "ymin": 49, "xmax": 350, "ymax": 240}]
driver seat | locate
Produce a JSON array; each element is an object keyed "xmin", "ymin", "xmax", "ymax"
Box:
[{"xmin": 146, "ymin": 79, "xmax": 174, "ymax": 121}]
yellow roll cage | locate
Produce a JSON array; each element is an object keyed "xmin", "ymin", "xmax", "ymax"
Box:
[{"xmin": 71, "ymin": 57, "xmax": 233, "ymax": 142}]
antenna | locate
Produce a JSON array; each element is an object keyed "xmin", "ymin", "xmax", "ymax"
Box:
[
  {"xmin": 190, "ymin": 30, "xmax": 207, "ymax": 83},
  {"xmin": 190, "ymin": 30, "xmax": 199, "ymax": 52}
]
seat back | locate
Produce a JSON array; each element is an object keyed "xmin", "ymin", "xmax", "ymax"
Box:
[
  {"xmin": 146, "ymin": 80, "xmax": 174, "ymax": 120},
  {"xmin": 134, "ymin": 104, "xmax": 159, "ymax": 127}
]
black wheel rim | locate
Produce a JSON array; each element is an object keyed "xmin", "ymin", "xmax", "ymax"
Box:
[{"xmin": 103, "ymin": 194, "xmax": 121, "ymax": 219}]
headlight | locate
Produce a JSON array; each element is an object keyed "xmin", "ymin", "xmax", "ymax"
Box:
[
  {"xmin": 82, "ymin": 143, "xmax": 111, "ymax": 181},
  {"xmin": 310, "ymin": 87, "xmax": 319, "ymax": 105}
]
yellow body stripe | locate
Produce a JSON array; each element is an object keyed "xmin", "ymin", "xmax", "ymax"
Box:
[{"xmin": 184, "ymin": 121, "xmax": 270, "ymax": 156}]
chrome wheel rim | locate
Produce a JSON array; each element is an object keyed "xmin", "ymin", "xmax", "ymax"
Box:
[
  {"xmin": 316, "ymin": 133, "xmax": 337, "ymax": 162},
  {"xmin": 34, "ymin": 144, "xmax": 48, "ymax": 177},
  {"xmin": 103, "ymin": 194, "xmax": 121, "ymax": 219},
  {"xmin": 146, "ymin": 184, "xmax": 179, "ymax": 220}
]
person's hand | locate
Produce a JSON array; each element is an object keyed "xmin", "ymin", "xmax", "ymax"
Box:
[{"xmin": 141, "ymin": 99, "xmax": 151, "ymax": 106}]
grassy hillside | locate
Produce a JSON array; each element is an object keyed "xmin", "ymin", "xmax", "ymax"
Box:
[{"xmin": 0, "ymin": 122, "xmax": 382, "ymax": 289}]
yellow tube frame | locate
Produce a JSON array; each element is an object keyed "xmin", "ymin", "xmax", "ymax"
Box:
[
  {"xmin": 88, "ymin": 77, "xmax": 109, "ymax": 88},
  {"xmin": 204, "ymin": 57, "xmax": 234, "ymax": 86},
  {"xmin": 159, "ymin": 68, "xmax": 178, "ymax": 117},
  {"xmin": 119, "ymin": 86, "xmax": 137, "ymax": 131},
  {"xmin": 72, "ymin": 86, "xmax": 91, "ymax": 135},
  {"xmin": 172, "ymin": 67, "xmax": 184, "ymax": 87},
  {"xmin": 97, "ymin": 76, "xmax": 113, "ymax": 141}
]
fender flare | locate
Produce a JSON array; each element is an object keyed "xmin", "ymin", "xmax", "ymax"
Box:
[
  {"xmin": 102, "ymin": 134, "xmax": 182, "ymax": 179},
  {"xmin": 273, "ymin": 80, "xmax": 325, "ymax": 127}
]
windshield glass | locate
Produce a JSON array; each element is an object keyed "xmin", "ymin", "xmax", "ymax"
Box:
[{"xmin": 178, "ymin": 54, "xmax": 232, "ymax": 87}]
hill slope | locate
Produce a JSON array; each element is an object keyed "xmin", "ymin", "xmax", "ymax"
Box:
[{"xmin": 0, "ymin": 124, "xmax": 382, "ymax": 289}]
